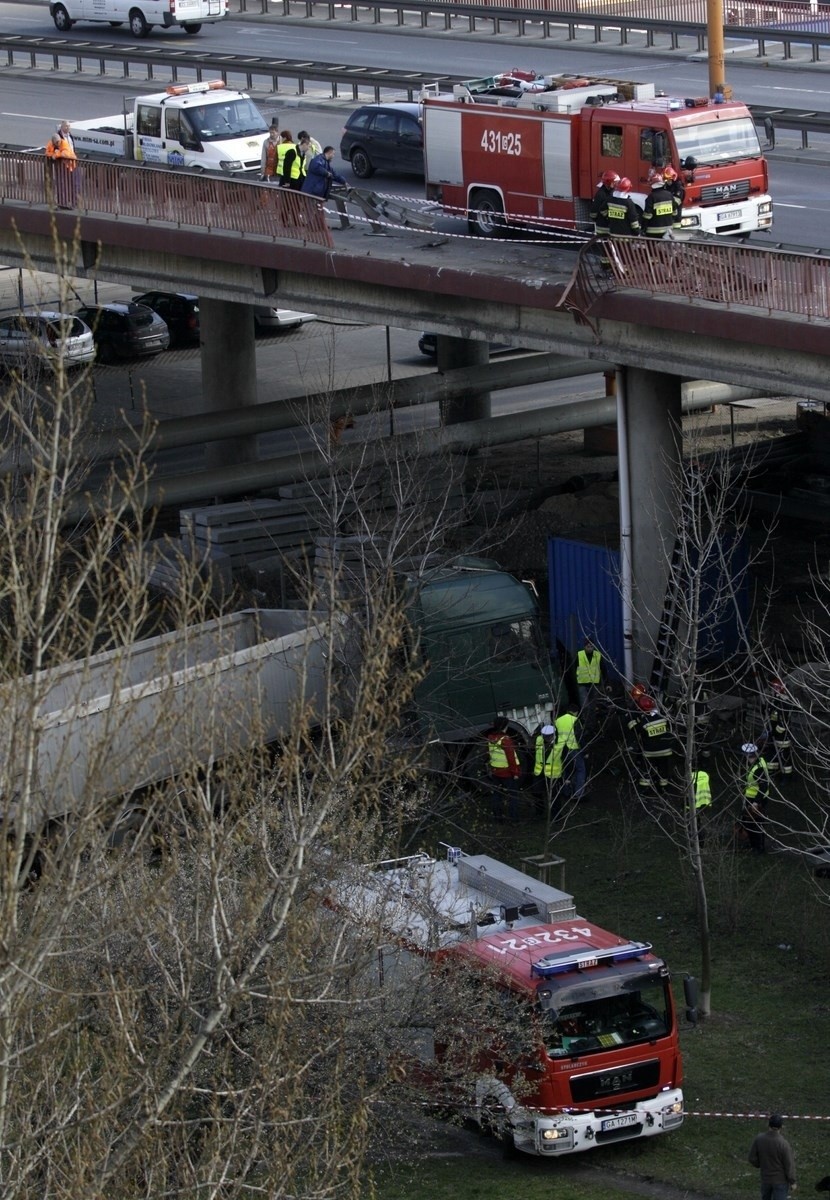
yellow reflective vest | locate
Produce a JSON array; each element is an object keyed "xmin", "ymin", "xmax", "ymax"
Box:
[
  {"xmin": 692, "ymin": 770, "xmax": 712, "ymax": 809},
  {"xmin": 534, "ymin": 735, "xmax": 563, "ymax": 779},
  {"xmin": 576, "ymin": 650, "xmax": 601, "ymax": 685}
]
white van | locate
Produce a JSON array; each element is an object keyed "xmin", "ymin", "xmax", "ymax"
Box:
[{"xmin": 49, "ymin": 0, "xmax": 227, "ymax": 37}]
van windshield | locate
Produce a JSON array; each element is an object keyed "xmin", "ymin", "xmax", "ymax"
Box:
[{"xmin": 182, "ymin": 99, "xmax": 268, "ymax": 142}]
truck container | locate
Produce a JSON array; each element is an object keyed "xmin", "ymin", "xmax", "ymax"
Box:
[
  {"xmin": 331, "ymin": 848, "xmax": 685, "ymax": 1157},
  {"xmin": 423, "ymin": 71, "xmax": 772, "ymax": 239},
  {"xmin": 69, "ymin": 80, "xmax": 268, "ymax": 176},
  {"xmin": 3, "ymin": 608, "xmax": 331, "ymax": 830}
]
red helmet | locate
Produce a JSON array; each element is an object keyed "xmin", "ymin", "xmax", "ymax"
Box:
[
  {"xmin": 601, "ymin": 170, "xmax": 621, "ymax": 187},
  {"xmin": 618, "ymin": 177, "xmax": 632, "ymax": 192},
  {"xmin": 663, "ymin": 165, "xmax": 678, "ymax": 181}
]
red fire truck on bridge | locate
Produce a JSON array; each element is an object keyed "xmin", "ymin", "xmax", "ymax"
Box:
[{"xmin": 422, "ymin": 71, "xmax": 772, "ymax": 239}]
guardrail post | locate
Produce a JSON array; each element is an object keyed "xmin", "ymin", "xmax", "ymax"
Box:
[
  {"xmin": 444, "ymin": 9, "xmax": 451, "ymax": 28},
  {"xmin": 802, "ymin": 128, "xmax": 810, "ymax": 149}
]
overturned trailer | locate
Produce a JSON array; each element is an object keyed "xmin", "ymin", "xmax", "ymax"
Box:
[{"xmin": 2, "ymin": 609, "xmax": 332, "ymax": 830}]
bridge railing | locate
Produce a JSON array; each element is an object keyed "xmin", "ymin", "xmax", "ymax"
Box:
[
  {"xmin": 0, "ymin": 150, "xmax": 334, "ymax": 248},
  {"xmin": 582, "ymin": 236, "xmax": 830, "ymax": 322}
]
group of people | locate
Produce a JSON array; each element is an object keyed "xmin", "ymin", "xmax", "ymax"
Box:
[
  {"xmin": 590, "ymin": 165, "xmax": 685, "ymax": 241},
  {"xmin": 259, "ymin": 124, "xmax": 346, "ymax": 200},
  {"xmin": 484, "ymin": 637, "xmax": 606, "ymax": 824}
]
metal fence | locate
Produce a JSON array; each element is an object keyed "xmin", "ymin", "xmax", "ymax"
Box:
[
  {"xmin": 0, "ymin": 150, "xmax": 334, "ymax": 248},
  {"xmin": 582, "ymin": 237, "xmax": 830, "ymax": 321}
]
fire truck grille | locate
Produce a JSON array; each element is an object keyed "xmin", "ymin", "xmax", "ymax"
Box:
[
  {"xmin": 569, "ymin": 1059, "xmax": 660, "ymax": 1103},
  {"xmin": 699, "ymin": 179, "xmax": 750, "ymax": 205}
]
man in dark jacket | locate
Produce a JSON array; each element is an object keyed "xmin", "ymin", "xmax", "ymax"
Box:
[
  {"xmin": 748, "ymin": 1113, "xmax": 797, "ymax": 1199},
  {"xmin": 300, "ymin": 147, "xmax": 346, "ymax": 200}
]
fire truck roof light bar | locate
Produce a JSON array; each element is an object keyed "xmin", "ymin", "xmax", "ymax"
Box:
[{"xmin": 531, "ymin": 940, "xmax": 653, "ymax": 978}]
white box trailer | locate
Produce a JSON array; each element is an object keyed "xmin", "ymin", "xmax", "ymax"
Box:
[{"xmin": 3, "ymin": 608, "xmax": 331, "ymax": 829}]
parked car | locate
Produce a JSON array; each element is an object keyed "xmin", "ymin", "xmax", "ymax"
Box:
[
  {"xmin": 132, "ymin": 291, "xmax": 200, "ymax": 347},
  {"xmin": 133, "ymin": 292, "xmax": 316, "ymax": 343},
  {"xmin": 0, "ymin": 310, "xmax": 95, "ymax": 371},
  {"xmin": 253, "ymin": 307, "xmax": 317, "ymax": 335},
  {"xmin": 340, "ymin": 102, "xmax": 423, "ymax": 180},
  {"xmin": 75, "ymin": 302, "xmax": 170, "ymax": 362}
]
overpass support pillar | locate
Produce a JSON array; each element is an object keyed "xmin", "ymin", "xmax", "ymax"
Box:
[
  {"xmin": 436, "ymin": 335, "xmax": 491, "ymax": 424},
  {"xmin": 620, "ymin": 367, "xmax": 683, "ymax": 684},
  {"xmin": 200, "ymin": 298, "xmax": 258, "ymax": 467}
]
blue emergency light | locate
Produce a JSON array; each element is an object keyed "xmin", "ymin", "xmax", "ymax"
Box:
[{"xmin": 531, "ymin": 940, "xmax": 653, "ymax": 979}]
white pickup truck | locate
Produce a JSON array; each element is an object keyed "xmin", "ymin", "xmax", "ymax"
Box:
[{"xmin": 70, "ymin": 80, "xmax": 268, "ymax": 176}]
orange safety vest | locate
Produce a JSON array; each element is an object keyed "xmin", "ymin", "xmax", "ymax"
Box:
[{"xmin": 46, "ymin": 135, "xmax": 77, "ymax": 171}]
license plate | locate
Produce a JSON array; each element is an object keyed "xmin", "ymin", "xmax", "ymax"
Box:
[
  {"xmin": 717, "ymin": 208, "xmax": 742, "ymax": 222},
  {"xmin": 601, "ymin": 1113, "xmax": 638, "ymax": 1132}
]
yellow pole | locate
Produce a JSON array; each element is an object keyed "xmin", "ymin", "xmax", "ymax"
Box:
[{"xmin": 707, "ymin": 0, "xmax": 732, "ymax": 98}]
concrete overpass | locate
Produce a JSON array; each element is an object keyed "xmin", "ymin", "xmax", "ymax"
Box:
[{"xmin": 2, "ymin": 149, "xmax": 827, "ymax": 673}]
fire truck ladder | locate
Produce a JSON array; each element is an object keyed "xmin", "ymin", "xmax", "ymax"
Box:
[{"xmin": 649, "ymin": 537, "xmax": 685, "ymax": 700}]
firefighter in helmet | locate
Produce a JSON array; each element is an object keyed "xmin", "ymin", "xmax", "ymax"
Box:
[
  {"xmin": 606, "ymin": 177, "xmax": 641, "ymax": 239},
  {"xmin": 642, "ymin": 168, "xmax": 681, "ymax": 238},
  {"xmin": 627, "ymin": 686, "xmax": 677, "ymax": 792},
  {"xmin": 663, "ymin": 164, "xmax": 686, "ymax": 206},
  {"xmin": 589, "ymin": 169, "xmax": 620, "ymax": 236}
]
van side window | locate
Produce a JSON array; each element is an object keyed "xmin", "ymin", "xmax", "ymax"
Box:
[
  {"xmin": 137, "ymin": 105, "xmax": 162, "ymax": 138},
  {"xmin": 166, "ymin": 111, "xmax": 184, "ymax": 143}
]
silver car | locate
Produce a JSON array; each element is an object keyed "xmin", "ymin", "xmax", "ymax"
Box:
[{"xmin": 0, "ymin": 310, "xmax": 96, "ymax": 371}]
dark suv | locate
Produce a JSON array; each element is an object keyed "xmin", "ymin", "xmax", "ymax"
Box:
[
  {"xmin": 75, "ymin": 302, "xmax": 170, "ymax": 362},
  {"xmin": 340, "ymin": 103, "xmax": 423, "ymax": 180}
]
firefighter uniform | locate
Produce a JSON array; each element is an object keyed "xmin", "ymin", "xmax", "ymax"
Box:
[
  {"xmin": 628, "ymin": 706, "xmax": 675, "ymax": 791},
  {"xmin": 606, "ymin": 191, "xmax": 641, "ymax": 238},
  {"xmin": 589, "ymin": 183, "xmax": 615, "ymax": 235},
  {"xmin": 760, "ymin": 695, "xmax": 793, "ymax": 775},
  {"xmin": 642, "ymin": 183, "xmax": 681, "ymax": 238}
]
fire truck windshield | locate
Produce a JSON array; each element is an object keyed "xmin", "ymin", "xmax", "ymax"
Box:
[
  {"xmin": 540, "ymin": 974, "xmax": 671, "ymax": 1057},
  {"xmin": 672, "ymin": 116, "xmax": 761, "ymax": 167}
]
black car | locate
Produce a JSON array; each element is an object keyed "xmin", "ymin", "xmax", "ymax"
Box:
[
  {"xmin": 339, "ymin": 103, "xmax": 423, "ymax": 180},
  {"xmin": 418, "ymin": 332, "xmax": 517, "ymax": 358},
  {"xmin": 132, "ymin": 291, "xmax": 200, "ymax": 347},
  {"xmin": 75, "ymin": 302, "xmax": 170, "ymax": 362}
]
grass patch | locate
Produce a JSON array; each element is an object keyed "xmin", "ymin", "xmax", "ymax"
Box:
[{"xmin": 373, "ymin": 781, "xmax": 830, "ymax": 1199}]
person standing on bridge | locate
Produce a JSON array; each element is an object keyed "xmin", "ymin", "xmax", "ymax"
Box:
[
  {"xmin": 663, "ymin": 164, "xmax": 686, "ymax": 207},
  {"xmin": 301, "ymin": 147, "xmax": 346, "ymax": 201},
  {"xmin": 297, "ymin": 129, "xmax": 322, "ymax": 175},
  {"xmin": 606, "ymin": 177, "xmax": 641, "ymax": 239},
  {"xmin": 277, "ymin": 131, "xmax": 303, "ymax": 191},
  {"xmin": 260, "ymin": 126, "xmax": 281, "ymax": 183},
  {"xmin": 45, "ymin": 123, "xmax": 77, "ymax": 209},
  {"xmin": 642, "ymin": 168, "xmax": 681, "ymax": 238},
  {"xmin": 589, "ymin": 169, "xmax": 619, "ymax": 236}
]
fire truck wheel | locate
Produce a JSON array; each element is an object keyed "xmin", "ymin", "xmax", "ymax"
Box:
[
  {"xmin": 349, "ymin": 148, "xmax": 375, "ymax": 180},
  {"xmin": 468, "ymin": 190, "xmax": 505, "ymax": 238}
]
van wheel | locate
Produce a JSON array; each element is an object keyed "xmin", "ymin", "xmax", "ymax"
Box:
[
  {"xmin": 128, "ymin": 8, "xmax": 150, "ymax": 36},
  {"xmin": 469, "ymin": 189, "xmax": 505, "ymax": 238},
  {"xmin": 183, "ymin": 22, "xmax": 201, "ymax": 33},
  {"xmin": 350, "ymin": 148, "xmax": 374, "ymax": 180},
  {"xmin": 52, "ymin": 4, "xmax": 74, "ymax": 30}
]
